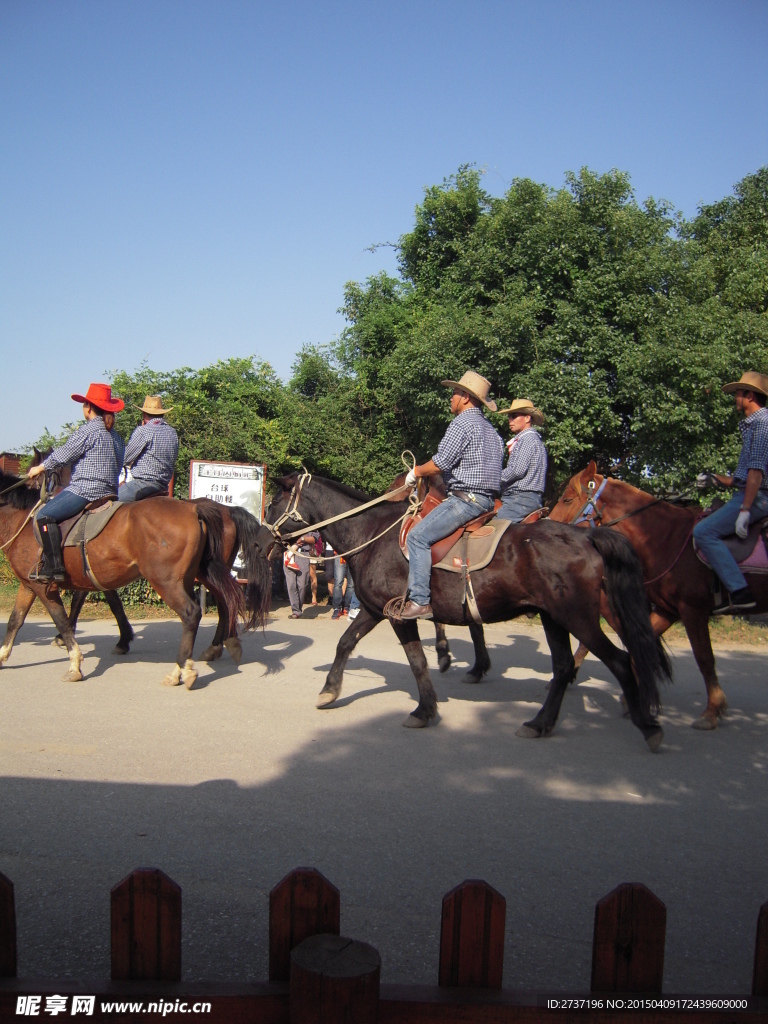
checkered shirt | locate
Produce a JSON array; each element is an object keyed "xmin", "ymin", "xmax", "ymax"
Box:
[
  {"xmin": 501, "ymin": 428, "xmax": 548, "ymax": 494},
  {"xmin": 432, "ymin": 407, "xmax": 504, "ymax": 495},
  {"xmin": 734, "ymin": 407, "xmax": 768, "ymax": 492},
  {"xmin": 43, "ymin": 418, "xmax": 125, "ymax": 500},
  {"xmin": 123, "ymin": 418, "xmax": 179, "ymax": 488}
]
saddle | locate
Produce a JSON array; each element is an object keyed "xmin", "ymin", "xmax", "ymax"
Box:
[
  {"xmin": 399, "ymin": 492, "xmax": 548, "ymax": 571},
  {"xmin": 694, "ymin": 512, "xmax": 768, "ymax": 574},
  {"xmin": 33, "ymin": 498, "xmax": 123, "ymax": 589}
]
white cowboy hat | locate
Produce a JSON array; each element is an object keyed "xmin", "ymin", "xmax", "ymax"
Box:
[{"xmin": 497, "ymin": 398, "xmax": 545, "ymax": 426}]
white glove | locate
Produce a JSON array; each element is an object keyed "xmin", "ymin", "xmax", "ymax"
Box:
[
  {"xmin": 405, "ymin": 468, "xmax": 418, "ymax": 488},
  {"xmin": 696, "ymin": 472, "xmax": 713, "ymax": 490},
  {"xmin": 735, "ymin": 510, "xmax": 751, "ymax": 539}
]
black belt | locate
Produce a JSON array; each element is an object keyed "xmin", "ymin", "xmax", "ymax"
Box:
[{"xmin": 449, "ymin": 490, "xmax": 494, "ymax": 503}]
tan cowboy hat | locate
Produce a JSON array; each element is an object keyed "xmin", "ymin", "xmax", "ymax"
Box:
[
  {"xmin": 722, "ymin": 371, "xmax": 768, "ymax": 398},
  {"xmin": 136, "ymin": 395, "xmax": 173, "ymax": 415},
  {"xmin": 441, "ymin": 371, "xmax": 497, "ymax": 412},
  {"xmin": 497, "ymin": 398, "xmax": 545, "ymax": 426}
]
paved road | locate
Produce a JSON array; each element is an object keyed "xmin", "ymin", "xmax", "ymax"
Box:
[{"xmin": 1, "ymin": 603, "xmax": 767, "ymax": 994}]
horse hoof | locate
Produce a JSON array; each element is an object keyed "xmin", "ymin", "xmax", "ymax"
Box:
[
  {"xmin": 112, "ymin": 644, "xmax": 129, "ymax": 656},
  {"xmin": 162, "ymin": 669, "xmax": 182, "ymax": 687},
  {"xmin": 316, "ymin": 691, "xmax": 338, "ymax": 708},
  {"xmin": 516, "ymin": 724, "xmax": 542, "ymax": 738},
  {"xmin": 691, "ymin": 715, "xmax": 718, "ymax": 731},
  {"xmin": 199, "ymin": 645, "xmax": 223, "ymax": 662},
  {"xmin": 438, "ymin": 655, "xmax": 452, "ymax": 673},
  {"xmin": 402, "ymin": 712, "xmax": 430, "ymax": 728},
  {"xmin": 182, "ymin": 660, "xmax": 198, "ymax": 690},
  {"xmin": 62, "ymin": 670, "xmax": 83, "ymax": 682},
  {"xmin": 223, "ymin": 637, "xmax": 242, "ymax": 665},
  {"xmin": 52, "ymin": 636, "xmax": 66, "ymax": 649},
  {"xmin": 462, "ymin": 672, "xmax": 483, "ymax": 684},
  {"xmin": 645, "ymin": 729, "xmax": 664, "ymax": 752}
]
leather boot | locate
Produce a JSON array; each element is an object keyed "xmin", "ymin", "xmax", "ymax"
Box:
[{"xmin": 31, "ymin": 518, "xmax": 66, "ymax": 582}]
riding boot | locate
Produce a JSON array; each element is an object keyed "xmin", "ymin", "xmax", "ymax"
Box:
[{"xmin": 31, "ymin": 517, "xmax": 66, "ymax": 582}]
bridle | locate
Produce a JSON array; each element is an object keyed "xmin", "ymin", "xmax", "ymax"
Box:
[{"xmin": 571, "ymin": 476, "xmax": 609, "ymax": 527}]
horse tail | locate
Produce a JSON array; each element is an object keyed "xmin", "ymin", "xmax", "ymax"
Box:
[
  {"xmin": 195, "ymin": 501, "xmax": 246, "ymax": 635},
  {"xmin": 588, "ymin": 529, "xmax": 672, "ymax": 715},
  {"xmin": 227, "ymin": 505, "xmax": 272, "ymax": 629}
]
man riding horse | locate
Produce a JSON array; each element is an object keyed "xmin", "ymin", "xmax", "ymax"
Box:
[
  {"xmin": 27, "ymin": 382, "xmax": 125, "ymax": 583},
  {"xmin": 693, "ymin": 370, "xmax": 768, "ymax": 614},
  {"xmin": 119, "ymin": 394, "xmax": 179, "ymax": 501},
  {"xmin": 398, "ymin": 371, "xmax": 504, "ymax": 620}
]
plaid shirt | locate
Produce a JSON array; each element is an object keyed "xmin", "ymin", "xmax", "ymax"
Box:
[
  {"xmin": 501, "ymin": 428, "xmax": 547, "ymax": 494},
  {"xmin": 432, "ymin": 407, "xmax": 504, "ymax": 495},
  {"xmin": 734, "ymin": 407, "xmax": 768, "ymax": 492},
  {"xmin": 123, "ymin": 418, "xmax": 179, "ymax": 488},
  {"xmin": 44, "ymin": 418, "xmax": 125, "ymax": 500}
]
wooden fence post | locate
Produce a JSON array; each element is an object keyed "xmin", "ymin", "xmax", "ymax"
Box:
[
  {"xmin": 269, "ymin": 867, "xmax": 340, "ymax": 983},
  {"xmin": 290, "ymin": 934, "xmax": 380, "ymax": 1024},
  {"xmin": 439, "ymin": 879, "xmax": 505, "ymax": 989},
  {"xmin": 591, "ymin": 883, "xmax": 666, "ymax": 993},
  {"xmin": 0, "ymin": 872, "xmax": 16, "ymax": 978},
  {"xmin": 752, "ymin": 901, "xmax": 768, "ymax": 996},
  {"xmin": 111, "ymin": 868, "xmax": 182, "ymax": 981}
]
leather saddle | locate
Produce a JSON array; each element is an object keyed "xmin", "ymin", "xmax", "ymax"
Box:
[
  {"xmin": 33, "ymin": 496, "xmax": 122, "ymax": 548},
  {"xmin": 399, "ymin": 492, "xmax": 548, "ymax": 567},
  {"xmin": 694, "ymin": 509, "xmax": 768, "ymax": 573}
]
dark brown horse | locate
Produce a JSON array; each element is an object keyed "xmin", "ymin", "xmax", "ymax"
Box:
[
  {"xmin": 548, "ymin": 460, "xmax": 768, "ymax": 729},
  {"xmin": 256, "ymin": 472, "xmax": 671, "ymax": 750},
  {"xmin": 0, "ymin": 467, "xmax": 268, "ymax": 686}
]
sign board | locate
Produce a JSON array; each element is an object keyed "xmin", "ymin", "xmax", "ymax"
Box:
[{"xmin": 188, "ymin": 460, "xmax": 267, "ymax": 522}]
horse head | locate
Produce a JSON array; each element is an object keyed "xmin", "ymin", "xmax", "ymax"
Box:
[{"xmin": 548, "ymin": 461, "xmax": 604, "ymax": 525}]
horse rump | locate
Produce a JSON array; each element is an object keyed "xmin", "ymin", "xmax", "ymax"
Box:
[
  {"xmin": 227, "ymin": 505, "xmax": 272, "ymax": 629},
  {"xmin": 195, "ymin": 501, "xmax": 246, "ymax": 634}
]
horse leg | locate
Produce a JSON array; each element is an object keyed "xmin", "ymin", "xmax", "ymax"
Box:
[
  {"xmin": 151, "ymin": 581, "xmax": 202, "ymax": 689},
  {"xmin": 517, "ymin": 614, "xmax": 576, "ymax": 738},
  {"xmin": 104, "ymin": 590, "xmax": 135, "ymax": 655},
  {"xmin": 317, "ymin": 606, "xmax": 381, "ymax": 707},
  {"xmin": 463, "ymin": 621, "xmax": 492, "ymax": 684},
  {"xmin": 52, "ymin": 589, "xmax": 87, "ymax": 649},
  {"xmin": 433, "ymin": 622, "xmax": 452, "ymax": 673},
  {"xmin": 390, "ymin": 620, "xmax": 438, "ymax": 728},
  {"xmin": 38, "ymin": 588, "xmax": 85, "ymax": 682},
  {"xmin": 0, "ymin": 585, "xmax": 37, "ymax": 667},
  {"xmin": 199, "ymin": 601, "xmax": 228, "ymax": 663},
  {"xmin": 678, "ymin": 606, "xmax": 726, "ymax": 730}
]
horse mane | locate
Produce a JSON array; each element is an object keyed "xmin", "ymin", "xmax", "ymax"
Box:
[
  {"xmin": 0, "ymin": 469, "xmax": 40, "ymax": 510},
  {"xmin": 279, "ymin": 472, "xmax": 372, "ymax": 504}
]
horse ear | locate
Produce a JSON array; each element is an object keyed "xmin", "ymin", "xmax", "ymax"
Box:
[{"xmin": 586, "ymin": 460, "xmax": 597, "ymax": 478}]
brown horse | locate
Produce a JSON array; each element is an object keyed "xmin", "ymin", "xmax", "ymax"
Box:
[
  {"xmin": 257, "ymin": 472, "xmax": 671, "ymax": 750},
  {"xmin": 0, "ymin": 467, "xmax": 268, "ymax": 686},
  {"xmin": 548, "ymin": 460, "xmax": 768, "ymax": 729}
]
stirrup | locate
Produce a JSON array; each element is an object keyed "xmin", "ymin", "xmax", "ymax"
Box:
[{"xmin": 384, "ymin": 595, "xmax": 409, "ymax": 621}]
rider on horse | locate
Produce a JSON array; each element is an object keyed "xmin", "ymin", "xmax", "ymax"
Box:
[
  {"xmin": 693, "ymin": 370, "xmax": 768, "ymax": 614},
  {"xmin": 495, "ymin": 398, "xmax": 547, "ymax": 522},
  {"xmin": 27, "ymin": 382, "xmax": 125, "ymax": 583},
  {"xmin": 119, "ymin": 395, "xmax": 179, "ymax": 501},
  {"xmin": 398, "ymin": 371, "xmax": 504, "ymax": 620}
]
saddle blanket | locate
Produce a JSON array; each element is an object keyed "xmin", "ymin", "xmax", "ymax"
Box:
[{"xmin": 694, "ymin": 517, "xmax": 768, "ymax": 574}]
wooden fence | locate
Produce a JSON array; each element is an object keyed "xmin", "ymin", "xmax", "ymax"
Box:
[{"xmin": 1, "ymin": 867, "xmax": 767, "ymax": 1022}]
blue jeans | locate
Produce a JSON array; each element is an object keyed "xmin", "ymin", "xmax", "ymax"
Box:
[
  {"xmin": 118, "ymin": 478, "xmax": 165, "ymax": 501},
  {"xmin": 406, "ymin": 492, "xmax": 494, "ymax": 605},
  {"xmin": 35, "ymin": 488, "xmax": 90, "ymax": 524},
  {"xmin": 693, "ymin": 490, "xmax": 768, "ymax": 593},
  {"xmin": 332, "ymin": 559, "xmax": 357, "ymax": 612},
  {"xmin": 496, "ymin": 489, "xmax": 543, "ymax": 522}
]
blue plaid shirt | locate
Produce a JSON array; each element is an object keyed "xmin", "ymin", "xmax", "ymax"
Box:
[
  {"xmin": 734, "ymin": 407, "xmax": 768, "ymax": 493},
  {"xmin": 44, "ymin": 418, "xmax": 125, "ymax": 500},
  {"xmin": 501, "ymin": 428, "xmax": 548, "ymax": 494},
  {"xmin": 432, "ymin": 407, "xmax": 504, "ymax": 495},
  {"xmin": 123, "ymin": 418, "xmax": 179, "ymax": 488}
]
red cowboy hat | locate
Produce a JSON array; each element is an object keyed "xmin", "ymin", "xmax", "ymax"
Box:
[{"xmin": 70, "ymin": 382, "xmax": 125, "ymax": 413}]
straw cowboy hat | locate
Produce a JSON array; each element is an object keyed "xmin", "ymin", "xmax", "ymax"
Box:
[
  {"xmin": 722, "ymin": 371, "xmax": 768, "ymax": 398},
  {"xmin": 441, "ymin": 371, "xmax": 497, "ymax": 412},
  {"xmin": 497, "ymin": 398, "xmax": 545, "ymax": 426},
  {"xmin": 136, "ymin": 395, "xmax": 173, "ymax": 415},
  {"xmin": 70, "ymin": 382, "xmax": 124, "ymax": 413}
]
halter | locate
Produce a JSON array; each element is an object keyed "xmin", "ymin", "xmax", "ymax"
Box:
[{"xmin": 572, "ymin": 476, "xmax": 608, "ymax": 527}]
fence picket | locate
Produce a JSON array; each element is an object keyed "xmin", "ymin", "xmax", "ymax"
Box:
[
  {"xmin": 269, "ymin": 866, "xmax": 340, "ymax": 982},
  {"xmin": 110, "ymin": 867, "xmax": 182, "ymax": 981},
  {"xmin": 0, "ymin": 872, "xmax": 16, "ymax": 978},
  {"xmin": 591, "ymin": 882, "xmax": 666, "ymax": 993},
  {"xmin": 439, "ymin": 879, "xmax": 505, "ymax": 988}
]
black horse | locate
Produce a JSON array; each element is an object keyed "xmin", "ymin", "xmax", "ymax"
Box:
[{"xmin": 256, "ymin": 473, "xmax": 672, "ymax": 750}]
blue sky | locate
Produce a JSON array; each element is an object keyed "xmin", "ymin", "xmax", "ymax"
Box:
[{"xmin": 1, "ymin": 0, "xmax": 766, "ymax": 450}]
